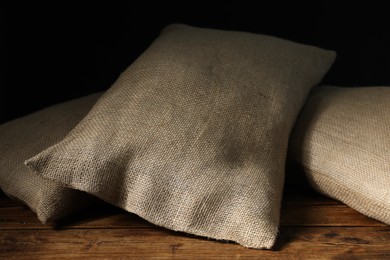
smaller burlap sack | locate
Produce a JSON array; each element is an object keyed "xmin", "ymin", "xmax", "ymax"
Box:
[
  {"xmin": 0, "ymin": 93, "xmax": 102, "ymax": 222},
  {"xmin": 289, "ymin": 86, "xmax": 390, "ymax": 225},
  {"xmin": 26, "ymin": 24, "xmax": 335, "ymax": 248}
]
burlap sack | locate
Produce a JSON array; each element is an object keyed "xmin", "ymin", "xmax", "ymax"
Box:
[
  {"xmin": 289, "ymin": 86, "xmax": 390, "ymax": 225},
  {"xmin": 0, "ymin": 93, "xmax": 102, "ymax": 222},
  {"xmin": 26, "ymin": 24, "xmax": 335, "ymax": 248}
]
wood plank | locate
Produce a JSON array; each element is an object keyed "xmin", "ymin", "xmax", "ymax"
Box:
[
  {"xmin": 1, "ymin": 176, "xmax": 385, "ymax": 257},
  {"xmin": 1, "ymin": 169, "xmax": 389, "ymax": 258},
  {"xmin": 1, "ymin": 227, "xmax": 389, "ymax": 259}
]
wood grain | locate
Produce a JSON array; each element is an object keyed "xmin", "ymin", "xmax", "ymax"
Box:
[
  {"xmin": 1, "ymin": 170, "xmax": 390, "ymax": 259},
  {"xmin": 1, "ymin": 227, "xmax": 390, "ymax": 259}
]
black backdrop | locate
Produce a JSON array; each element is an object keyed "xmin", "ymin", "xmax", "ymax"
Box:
[{"xmin": 4, "ymin": 2, "xmax": 390, "ymax": 124}]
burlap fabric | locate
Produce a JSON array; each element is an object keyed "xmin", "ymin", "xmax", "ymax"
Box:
[
  {"xmin": 289, "ymin": 86, "xmax": 390, "ymax": 225},
  {"xmin": 26, "ymin": 24, "xmax": 335, "ymax": 248},
  {"xmin": 0, "ymin": 93, "xmax": 102, "ymax": 222}
]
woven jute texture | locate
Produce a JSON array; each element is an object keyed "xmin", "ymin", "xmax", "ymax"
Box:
[
  {"xmin": 289, "ymin": 86, "xmax": 390, "ymax": 225},
  {"xmin": 26, "ymin": 24, "xmax": 336, "ymax": 248},
  {"xmin": 0, "ymin": 93, "xmax": 102, "ymax": 222}
]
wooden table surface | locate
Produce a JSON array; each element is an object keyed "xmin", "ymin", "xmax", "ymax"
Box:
[{"xmin": 1, "ymin": 170, "xmax": 390, "ymax": 259}]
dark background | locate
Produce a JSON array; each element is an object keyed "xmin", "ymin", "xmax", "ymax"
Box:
[{"xmin": 4, "ymin": 2, "xmax": 390, "ymax": 124}]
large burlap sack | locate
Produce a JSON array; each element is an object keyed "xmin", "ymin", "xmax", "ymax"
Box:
[
  {"xmin": 0, "ymin": 93, "xmax": 102, "ymax": 222},
  {"xmin": 289, "ymin": 86, "xmax": 390, "ymax": 225},
  {"xmin": 26, "ymin": 24, "xmax": 335, "ymax": 248}
]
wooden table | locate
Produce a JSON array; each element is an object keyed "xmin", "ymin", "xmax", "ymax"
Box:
[{"xmin": 1, "ymin": 170, "xmax": 389, "ymax": 259}]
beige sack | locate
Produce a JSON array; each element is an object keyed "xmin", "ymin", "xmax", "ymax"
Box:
[
  {"xmin": 0, "ymin": 93, "xmax": 102, "ymax": 222},
  {"xmin": 289, "ymin": 86, "xmax": 390, "ymax": 225},
  {"xmin": 26, "ymin": 24, "xmax": 335, "ymax": 248}
]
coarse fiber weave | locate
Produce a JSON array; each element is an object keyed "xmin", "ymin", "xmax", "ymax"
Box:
[
  {"xmin": 289, "ymin": 86, "xmax": 390, "ymax": 225},
  {"xmin": 0, "ymin": 93, "xmax": 102, "ymax": 222},
  {"xmin": 26, "ymin": 24, "xmax": 336, "ymax": 248}
]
